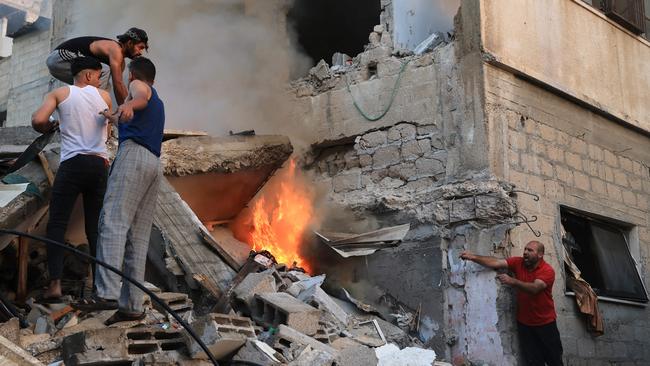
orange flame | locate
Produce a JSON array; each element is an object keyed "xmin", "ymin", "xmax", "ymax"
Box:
[{"xmin": 233, "ymin": 159, "xmax": 313, "ymax": 273}]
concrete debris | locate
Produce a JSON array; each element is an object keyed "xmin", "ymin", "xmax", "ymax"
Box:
[
  {"xmin": 433, "ymin": 180, "xmax": 517, "ymax": 227},
  {"xmin": 62, "ymin": 327, "xmax": 186, "ymax": 365},
  {"xmin": 0, "ymin": 334, "xmax": 45, "ymax": 366},
  {"xmin": 253, "ymin": 292, "xmax": 321, "ymax": 336},
  {"xmin": 296, "ymin": 285, "xmax": 349, "ymax": 327},
  {"xmin": 185, "ymin": 313, "xmax": 255, "ymax": 360},
  {"xmin": 0, "ymin": 132, "xmax": 447, "ymax": 366},
  {"xmin": 332, "ymin": 337, "xmax": 379, "ymax": 366},
  {"xmin": 152, "ymin": 292, "xmax": 194, "ymax": 317},
  {"xmin": 375, "ymin": 343, "xmax": 437, "ymax": 366},
  {"xmin": 232, "ymin": 339, "xmax": 283, "ymax": 366},
  {"xmin": 273, "ymin": 325, "xmax": 339, "ymax": 360},
  {"xmin": 309, "ymin": 60, "xmax": 332, "ymax": 82},
  {"xmin": 233, "ymin": 271, "xmax": 278, "ymax": 313},
  {"xmin": 288, "ymin": 345, "xmax": 335, "ymax": 366},
  {"xmin": 0, "ymin": 318, "xmax": 20, "ymax": 344}
]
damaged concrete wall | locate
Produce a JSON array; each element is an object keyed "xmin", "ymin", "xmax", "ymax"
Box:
[
  {"xmin": 291, "ymin": 0, "xmax": 497, "ymax": 359},
  {"xmin": 1, "ymin": 0, "xmax": 53, "ymax": 127},
  {"xmin": 486, "ymin": 63, "xmax": 650, "ymax": 365}
]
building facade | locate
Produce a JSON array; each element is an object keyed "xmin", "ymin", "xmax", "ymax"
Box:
[{"xmin": 1, "ymin": 0, "xmax": 649, "ymax": 364}]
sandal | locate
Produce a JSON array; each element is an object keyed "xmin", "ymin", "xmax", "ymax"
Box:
[
  {"xmin": 104, "ymin": 310, "xmax": 146, "ymax": 326},
  {"xmin": 72, "ymin": 294, "xmax": 118, "ymax": 311}
]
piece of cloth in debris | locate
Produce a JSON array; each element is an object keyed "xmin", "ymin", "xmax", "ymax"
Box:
[
  {"xmin": 1, "ymin": 174, "xmax": 41, "ymax": 199},
  {"xmin": 95, "ymin": 140, "xmax": 162, "ymax": 313},
  {"xmin": 562, "ymin": 245, "xmax": 604, "ymax": 336}
]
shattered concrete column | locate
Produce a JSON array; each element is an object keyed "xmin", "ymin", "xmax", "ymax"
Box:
[{"xmin": 434, "ymin": 180, "xmax": 519, "ymax": 365}]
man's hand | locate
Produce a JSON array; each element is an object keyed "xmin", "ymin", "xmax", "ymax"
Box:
[
  {"xmin": 497, "ymin": 273, "xmax": 516, "ymax": 286},
  {"xmin": 117, "ymin": 104, "xmax": 135, "ymax": 122},
  {"xmin": 459, "ymin": 251, "xmax": 476, "ymax": 261}
]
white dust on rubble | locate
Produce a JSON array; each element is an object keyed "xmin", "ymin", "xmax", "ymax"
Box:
[{"xmin": 69, "ymin": 0, "xmax": 313, "ymax": 145}]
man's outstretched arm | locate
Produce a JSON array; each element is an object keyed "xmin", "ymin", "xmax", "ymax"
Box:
[{"xmin": 459, "ymin": 251, "xmax": 508, "ymax": 270}]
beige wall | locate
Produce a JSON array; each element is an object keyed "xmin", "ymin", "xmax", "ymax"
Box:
[
  {"xmin": 481, "ymin": 0, "xmax": 650, "ymax": 133},
  {"xmin": 486, "ymin": 63, "xmax": 650, "ymax": 363}
]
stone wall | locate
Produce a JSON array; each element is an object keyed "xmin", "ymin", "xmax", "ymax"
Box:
[
  {"xmin": 486, "ymin": 63, "xmax": 650, "ymax": 365},
  {"xmin": 296, "ymin": 4, "xmax": 510, "ymax": 360},
  {"xmin": 4, "ymin": 26, "xmax": 51, "ymax": 127}
]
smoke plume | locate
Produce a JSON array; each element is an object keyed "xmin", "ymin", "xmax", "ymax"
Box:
[{"xmin": 67, "ymin": 0, "xmax": 310, "ymax": 140}]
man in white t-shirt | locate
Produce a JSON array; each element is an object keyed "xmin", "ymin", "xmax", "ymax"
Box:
[{"xmin": 32, "ymin": 57, "xmax": 113, "ymax": 303}]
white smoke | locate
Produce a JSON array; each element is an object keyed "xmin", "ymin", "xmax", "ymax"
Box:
[{"xmin": 66, "ymin": 0, "xmax": 310, "ymax": 139}]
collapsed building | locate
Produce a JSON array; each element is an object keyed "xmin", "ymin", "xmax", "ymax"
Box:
[{"xmin": 0, "ymin": 0, "xmax": 649, "ymax": 365}]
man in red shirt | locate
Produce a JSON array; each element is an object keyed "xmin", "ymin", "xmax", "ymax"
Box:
[{"xmin": 460, "ymin": 241, "xmax": 563, "ymax": 366}]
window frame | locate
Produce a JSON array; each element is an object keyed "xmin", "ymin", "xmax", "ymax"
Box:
[{"xmin": 560, "ymin": 206, "xmax": 649, "ymax": 305}]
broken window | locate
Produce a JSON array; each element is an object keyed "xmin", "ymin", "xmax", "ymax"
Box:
[
  {"xmin": 287, "ymin": 0, "xmax": 381, "ymax": 68},
  {"xmin": 561, "ymin": 208, "xmax": 648, "ymax": 303}
]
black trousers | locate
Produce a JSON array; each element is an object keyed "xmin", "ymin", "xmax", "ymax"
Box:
[
  {"xmin": 518, "ymin": 321, "xmax": 564, "ymax": 366},
  {"xmin": 46, "ymin": 154, "xmax": 108, "ymax": 281}
]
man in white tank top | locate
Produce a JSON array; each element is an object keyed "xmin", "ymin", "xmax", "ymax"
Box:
[{"xmin": 32, "ymin": 57, "xmax": 113, "ymax": 303}]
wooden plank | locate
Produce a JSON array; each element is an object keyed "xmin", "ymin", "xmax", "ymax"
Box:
[
  {"xmin": 37, "ymin": 152, "xmax": 54, "ymax": 186},
  {"xmin": 153, "ymin": 179, "xmax": 236, "ymax": 294},
  {"xmin": 192, "ymin": 274, "xmax": 223, "ymax": 300},
  {"xmin": 16, "ymin": 237, "xmax": 28, "ymax": 304},
  {"xmin": 203, "ymin": 226, "xmax": 251, "ymax": 270}
]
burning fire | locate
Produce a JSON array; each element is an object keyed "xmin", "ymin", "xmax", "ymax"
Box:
[{"xmin": 233, "ymin": 159, "xmax": 314, "ymax": 272}]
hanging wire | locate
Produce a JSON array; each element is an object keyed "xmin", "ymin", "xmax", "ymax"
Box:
[{"xmin": 345, "ymin": 60, "xmax": 411, "ymax": 121}]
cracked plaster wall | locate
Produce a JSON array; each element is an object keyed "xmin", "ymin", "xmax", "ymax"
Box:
[{"xmin": 293, "ymin": 1, "xmax": 520, "ymax": 362}]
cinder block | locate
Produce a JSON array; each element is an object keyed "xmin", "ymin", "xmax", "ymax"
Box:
[
  {"xmin": 252, "ymin": 293, "xmax": 321, "ymax": 336},
  {"xmin": 233, "ymin": 272, "xmax": 277, "ymax": 310},
  {"xmin": 186, "ymin": 313, "xmax": 256, "ymax": 360},
  {"xmin": 297, "ymin": 286, "xmax": 348, "ymax": 326},
  {"xmin": 62, "ymin": 326, "xmax": 185, "ymax": 365},
  {"xmin": 151, "ymin": 292, "xmax": 193, "ymax": 315},
  {"xmin": 273, "ymin": 325, "xmax": 338, "ymax": 358},
  {"xmin": 233, "ymin": 339, "xmax": 283, "ymax": 365}
]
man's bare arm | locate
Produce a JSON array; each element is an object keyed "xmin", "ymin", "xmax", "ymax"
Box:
[
  {"xmin": 459, "ymin": 251, "xmax": 508, "ymax": 270},
  {"xmin": 497, "ymin": 274, "xmax": 547, "ymax": 295},
  {"xmin": 116, "ymin": 80, "xmax": 150, "ymax": 123},
  {"xmin": 107, "ymin": 46, "xmax": 128, "ymax": 105},
  {"xmin": 32, "ymin": 91, "xmax": 60, "ymax": 133}
]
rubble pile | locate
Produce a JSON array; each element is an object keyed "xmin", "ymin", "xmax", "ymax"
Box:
[
  {"xmin": 0, "ymin": 132, "xmax": 448, "ymax": 365},
  {"xmin": 0, "ymin": 249, "xmax": 449, "ymax": 365}
]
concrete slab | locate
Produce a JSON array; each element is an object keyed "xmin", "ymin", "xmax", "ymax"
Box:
[
  {"xmin": 162, "ymin": 134, "xmax": 293, "ymax": 222},
  {"xmin": 273, "ymin": 325, "xmax": 338, "ymax": 359},
  {"xmin": 0, "ymin": 334, "xmax": 44, "ymax": 366},
  {"xmin": 233, "ymin": 272, "xmax": 277, "ymax": 312},
  {"xmin": 186, "ymin": 313, "xmax": 255, "ymax": 360}
]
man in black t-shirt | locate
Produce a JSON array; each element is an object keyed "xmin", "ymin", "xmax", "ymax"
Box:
[{"xmin": 46, "ymin": 27, "xmax": 148, "ymax": 104}]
